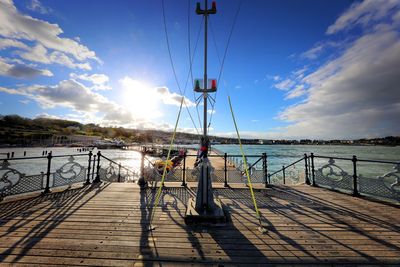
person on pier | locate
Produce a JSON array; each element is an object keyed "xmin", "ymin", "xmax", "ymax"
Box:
[{"xmin": 194, "ymin": 137, "xmax": 209, "ymax": 167}]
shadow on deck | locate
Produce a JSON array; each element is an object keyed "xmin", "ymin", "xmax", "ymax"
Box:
[{"xmin": 0, "ymin": 183, "xmax": 399, "ymax": 266}]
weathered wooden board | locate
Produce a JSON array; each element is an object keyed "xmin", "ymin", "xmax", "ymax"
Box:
[{"xmin": 0, "ymin": 182, "xmax": 399, "ymax": 266}]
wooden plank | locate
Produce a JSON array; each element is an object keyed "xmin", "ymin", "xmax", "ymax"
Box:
[{"xmin": 0, "ymin": 183, "xmax": 399, "ymax": 266}]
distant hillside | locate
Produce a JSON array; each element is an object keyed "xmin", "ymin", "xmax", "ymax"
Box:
[
  {"xmin": 0, "ymin": 114, "xmax": 398, "ymax": 147},
  {"xmin": 0, "ymin": 114, "xmax": 237, "ymax": 146}
]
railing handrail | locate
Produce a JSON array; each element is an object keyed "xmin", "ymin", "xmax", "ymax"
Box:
[
  {"xmin": 312, "ymin": 154, "xmax": 399, "ymax": 165},
  {"xmin": 0, "ymin": 153, "xmax": 90, "ymax": 161},
  {"xmin": 100, "ymin": 154, "xmax": 136, "ymax": 174},
  {"xmin": 269, "ymin": 156, "xmax": 305, "ymax": 177},
  {"xmin": 248, "ymin": 156, "xmax": 263, "ymax": 170},
  {"xmin": 184, "ymin": 154, "xmax": 263, "ymax": 158}
]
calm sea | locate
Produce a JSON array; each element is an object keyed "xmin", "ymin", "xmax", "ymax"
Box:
[
  {"xmin": 214, "ymin": 144, "xmax": 400, "ymax": 178},
  {"xmin": 1, "ymin": 145, "xmax": 399, "ymax": 178}
]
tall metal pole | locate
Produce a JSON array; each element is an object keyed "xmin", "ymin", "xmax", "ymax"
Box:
[{"xmin": 203, "ymin": 0, "xmax": 208, "ymax": 137}]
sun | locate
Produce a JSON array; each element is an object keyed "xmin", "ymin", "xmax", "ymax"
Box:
[{"xmin": 120, "ymin": 77, "xmax": 162, "ymax": 119}]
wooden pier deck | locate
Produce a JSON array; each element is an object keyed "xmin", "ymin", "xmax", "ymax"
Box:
[{"xmin": 0, "ymin": 182, "xmax": 399, "ymax": 266}]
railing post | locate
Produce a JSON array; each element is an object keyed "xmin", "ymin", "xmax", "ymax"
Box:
[
  {"xmin": 262, "ymin": 153, "xmax": 268, "ymax": 188},
  {"xmin": 304, "ymin": 154, "xmax": 310, "ymax": 185},
  {"xmin": 43, "ymin": 151, "xmax": 52, "ymax": 194},
  {"xmin": 311, "ymin": 153, "xmax": 316, "ymax": 186},
  {"xmin": 282, "ymin": 165, "xmax": 286, "ymax": 184},
  {"xmin": 268, "ymin": 173, "xmax": 271, "ymax": 184},
  {"xmin": 224, "ymin": 153, "xmax": 228, "ymax": 187},
  {"xmin": 181, "ymin": 154, "xmax": 187, "ymax": 187},
  {"xmin": 118, "ymin": 163, "xmax": 121, "ymax": 182},
  {"xmin": 91, "ymin": 155, "xmax": 96, "ymax": 181},
  {"xmin": 138, "ymin": 150, "xmax": 147, "ymax": 187},
  {"xmin": 352, "ymin": 155, "xmax": 359, "ymax": 197},
  {"xmin": 93, "ymin": 151, "xmax": 101, "ymax": 183},
  {"xmin": 85, "ymin": 151, "xmax": 92, "ymax": 185}
]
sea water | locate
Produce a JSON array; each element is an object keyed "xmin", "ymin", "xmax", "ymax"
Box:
[{"xmin": 214, "ymin": 144, "xmax": 400, "ymax": 178}]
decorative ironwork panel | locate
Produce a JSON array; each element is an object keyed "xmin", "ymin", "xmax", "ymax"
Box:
[
  {"xmin": 53, "ymin": 156, "xmax": 86, "ymax": 187},
  {"xmin": 1, "ymin": 160, "xmax": 43, "ymax": 200},
  {"xmin": 359, "ymin": 164, "xmax": 400, "ymax": 202},
  {"xmin": 285, "ymin": 165, "xmax": 303, "ymax": 185},
  {"xmin": 99, "ymin": 162, "xmax": 119, "ymax": 182},
  {"xmin": 9, "ymin": 174, "xmax": 43, "ymax": 196},
  {"xmin": 314, "ymin": 158, "xmax": 352, "ymax": 192}
]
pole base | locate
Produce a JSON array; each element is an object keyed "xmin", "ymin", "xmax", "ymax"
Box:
[{"xmin": 184, "ymin": 197, "xmax": 227, "ymax": 225}]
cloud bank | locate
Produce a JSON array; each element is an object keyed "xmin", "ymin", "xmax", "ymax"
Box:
[
  {"xmin": 0, "ymin": 0, "xmax": 99, "ymax": 76},
  {"xmin": 273, "ymin": 0, "xmax": 400, "ymax": 139}
]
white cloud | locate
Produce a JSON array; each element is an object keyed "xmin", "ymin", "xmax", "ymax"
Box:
[
  {"xmin": 0, "ymin": 79, "xmax": 149, "ymax": 128},
  {"xmin": 27, "ymin": 0, "xmax": 52, "ymax": 14},
  {"xmin": 19, "ymin": 99, "xmax": 30, "ymax": 104},
  {"xmin": 207, "ymin": 109, "xmax": 216, "ymax": 115},
  {"xmin": 0, "ymin": 0, "xmax": 99, "ymax": 69},
  {"xmin": 285, "ymin": 85, "xmax": 306, "ymax": 100},
  {"xmin": 19, "ymin": 44, "xmax": 49, "ymax": 63},
  {"xmin": 18, "ymin": 44, "xmax": 91, "ymax": 70},
  {"xmin": 70, "ymin": 73, "xmax": 109, "ymax": 85},
  {"xmin": 300, "ymin": 42, "xmax": 339, "ymax": 60},
  {"xmin": 274, "ymin": 79, "xmax": 295, "ymax": 91},
  {"xmin": 327, "ymin": 0, "xmax": 400, "ymax": 34},
  {"xmin": 34, "ymin": 113, "xmax": 62, "ymax": 119},
  {"xmin": 267, "ymin": 75, "xmax": 281, "ymax": 81},
  {"xmin": 156, "ymin": 87, "xmax": 195, "ymax": 107},
  {"xmin": 70, "ymin": 73, "xmax": 111, "ymax": 90},
  {"xmin": 0, "ymin": 56, "xmax": 53, "ymax": 78},
  {"xmin": 0, "ymin": 37, "xmax": 28, "ymax": 50},
  {"xmin": 300, "ymin": 44, "xmax": 325, "ymax": 60},
  {"xmin": 0, "ymin": 76, "xmax": 199, "ymax": 130}
]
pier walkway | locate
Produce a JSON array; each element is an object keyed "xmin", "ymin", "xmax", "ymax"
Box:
[{"xmin": 0, "ymin": 182, "xmax": 399, "ymax": 266}]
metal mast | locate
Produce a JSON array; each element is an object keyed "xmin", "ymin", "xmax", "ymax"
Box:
[
  {"xmin": 203, "ymin": 0, "xmax": 208, "ymax": 137},
  {"xmin": 195, "ymin": 0, "xmax": 217, "ymax": 139},
  {"xmin": 185, "ymin": 0, "xmax": 225, "ymax": 224}
]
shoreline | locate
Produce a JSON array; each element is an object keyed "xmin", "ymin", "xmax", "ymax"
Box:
[{"xmin": 0, "ymin": 143, "xmax": 399, "ymax": 149}]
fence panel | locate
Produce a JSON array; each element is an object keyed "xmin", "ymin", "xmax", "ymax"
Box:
[
  {"xmin": 358, "ymin": 161, "xmax": 400, "ymax": 202},
  {"xmin": 99, "ymin": 154, "xmax": 139, "ymax": 182},
  {"xmin": 52, "ymin": 155, "xmax": 88, "ymax": 187},
  {"xmin": 0, "ymin": 158, "xmax": 47, "ymax": 201},
  {"xmin": 313, "ymin": 157, "xmax": 353, "ymax": 193}
]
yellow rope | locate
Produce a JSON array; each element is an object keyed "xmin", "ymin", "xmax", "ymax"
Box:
[
  {"xmin": 149, "ymin": 96, "xmax": 185, "ymax": 226},
  {"xmin": 228, "ymin": 96, "xmax": 261, "ymax": 220}
]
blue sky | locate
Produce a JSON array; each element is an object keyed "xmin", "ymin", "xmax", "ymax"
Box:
[{"xmin": 0, "ymin": 0, "xmax": 399, "ymax": 139}]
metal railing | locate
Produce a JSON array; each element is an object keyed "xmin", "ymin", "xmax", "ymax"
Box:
[
  {"xmin": 143, "ymin": 153, "xmax": 268, "ymax": 187},
  {"xmin": 0, "ymin": 150, "xmax": 138, "ymax": 202},
  {"xmin": 310, "ymin": 153, "xmax": 400, "ymax": 203},
  {"xmin": 2, "ymin": 148, "xmax": 398, "ymax": 204},
  {"xmin": 268, "ymin": 154, "xmax": 310, "ymax": 186},
  {"xmin": 97, "ymin": 153, "xmax": 138, "ymax": 182}
]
